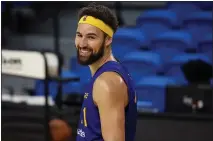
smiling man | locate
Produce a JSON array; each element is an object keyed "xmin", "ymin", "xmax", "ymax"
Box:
[{"xmin": 75, "ymin": 3, "xmax": 137, "ymax": 141}]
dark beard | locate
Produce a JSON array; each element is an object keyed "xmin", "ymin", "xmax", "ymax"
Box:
[{"xmin": 77, "ymin": 42, "xmax": 105, "ymax": 66}]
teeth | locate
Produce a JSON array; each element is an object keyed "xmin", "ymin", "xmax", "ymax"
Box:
[
  {"xmin": 81, "ymin": 50, "xmax": 89, "ymax": 53},
  {"xmin": 79, "ymin": 49, "xmax": 91, "ymax": 56}
]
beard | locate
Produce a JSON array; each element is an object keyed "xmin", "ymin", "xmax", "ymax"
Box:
[{"xmin": 77, "ymin": 42, "xmax": 105, "ymax": 66}]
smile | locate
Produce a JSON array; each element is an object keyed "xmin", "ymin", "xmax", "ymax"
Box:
[{"xmin": 79, "ymin": 48, "xmax": 91, "ymax": 57}]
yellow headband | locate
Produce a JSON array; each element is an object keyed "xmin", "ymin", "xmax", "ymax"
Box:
[{"xmin": 78, "ymin": 16, "xmax": 114, "ymax": 37}]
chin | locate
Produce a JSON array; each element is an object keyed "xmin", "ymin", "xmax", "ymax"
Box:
[
  {"xmin": 77, "ymin": 51, "xmax": 103, "ymax": 66},
  {"xmin": 78, "ymin": 58, "xmax": 99, "ymax": 66},
  {"xmin": 78, "ymin": 59, "xmax": 91, "ymax": 66},
  {"xmin": 77, "ymin": 57, "xmax": 89, "ymax": 65}
]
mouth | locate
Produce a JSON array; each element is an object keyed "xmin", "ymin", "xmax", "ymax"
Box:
[{"xmin": 79, "ymin": 48, "xmax": 92, "ymax": 57}]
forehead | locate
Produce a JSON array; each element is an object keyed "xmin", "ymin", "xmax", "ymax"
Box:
[{"xmin": 77, "ymin": 23, "xmax": 103, "ymax": 35}]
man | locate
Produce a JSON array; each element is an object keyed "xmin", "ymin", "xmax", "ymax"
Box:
[{"xmin": 75, "ymin": 3, "xmax": 137, "ymax": 141}]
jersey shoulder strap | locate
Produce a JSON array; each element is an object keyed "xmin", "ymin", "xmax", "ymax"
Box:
[{"xmin": 92, "ymin": 61, "xmax": 130, "ymax": 86}]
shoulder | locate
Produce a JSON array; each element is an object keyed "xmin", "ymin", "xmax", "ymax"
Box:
[
  {"xmin": 93, "ymin": 71, "xmax": 128, "ymax": 106},
  {"xmin": 94, "ymin": 71, "xmax": 126, "ymax": 92}
]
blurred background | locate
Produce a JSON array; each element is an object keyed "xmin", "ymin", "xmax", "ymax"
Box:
[{"xmin": 1, "ymin": 1, "xmax": 213, "ymax": 141}]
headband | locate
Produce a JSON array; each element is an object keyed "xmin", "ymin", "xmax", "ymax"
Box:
[{"xmin": 78, "ymin": 15, "xmax": 114, "ymax": 37}]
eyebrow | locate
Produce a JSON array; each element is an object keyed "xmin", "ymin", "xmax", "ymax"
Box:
[{"xmin": 76, "ymin": 32, "xmax": 98, "ymax": 37}]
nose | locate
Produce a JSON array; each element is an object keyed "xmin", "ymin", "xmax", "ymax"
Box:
[{"xmin": 79, "ymin": 38, "xmax": 88, "ymax": 48}]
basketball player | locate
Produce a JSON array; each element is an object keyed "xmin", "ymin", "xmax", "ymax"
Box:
[{"xmin": 75, "ymin": 3, "xmax": 137, "ymax": 141}]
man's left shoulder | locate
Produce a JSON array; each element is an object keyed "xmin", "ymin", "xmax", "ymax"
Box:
[
  {"xmin": 97, "ymin": 71, "xmax": 127, "ymax": 94},
  {"xmin": 99, "ymin": 71, "xmax": 125, "ymax": 84}
]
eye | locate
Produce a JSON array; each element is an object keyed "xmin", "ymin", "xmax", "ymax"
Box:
[
  {"xmin": 88, "ymin": 36, "xmax": 95, "ymax": 39},
  {"xmin": 77, "ymin": 34, "xmax": 82, "ymax": 38}
]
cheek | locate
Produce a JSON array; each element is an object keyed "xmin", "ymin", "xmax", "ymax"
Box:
[
  {"xmin": 75, "ymin": 37, "xmax": 80, "ymax": 49},
  {"xmin": 88, "ymin": 40, "xmax": 103, "ymax": 53}
]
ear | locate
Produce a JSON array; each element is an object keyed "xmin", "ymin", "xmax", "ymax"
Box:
[{"xmin": 104, "ymin": 36, "xmax": 113, "ymax": 47}]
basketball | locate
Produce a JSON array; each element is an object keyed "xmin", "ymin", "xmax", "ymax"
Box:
[{"xmin": 49, "ymin": 119, "xmax": 72, "ymax": 141}]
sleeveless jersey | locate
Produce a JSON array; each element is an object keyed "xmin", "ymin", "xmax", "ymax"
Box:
[{"xmin": 76, "ymin": 61, "xmax": 137, "ymax": 141}]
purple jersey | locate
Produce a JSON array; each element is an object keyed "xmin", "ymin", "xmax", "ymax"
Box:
[{"xmin": 76, "ymin": 61, "xmax": 137, "ymax": 141}]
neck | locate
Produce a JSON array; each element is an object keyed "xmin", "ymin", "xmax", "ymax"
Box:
[{"xmin": 89, "ymin": 49, "xmax": 116, "ymax": 76}]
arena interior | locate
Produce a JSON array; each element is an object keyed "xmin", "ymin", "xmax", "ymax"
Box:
[{"xmin": 1, "ymin": 1, "xmax": 213, "ymax": 141}]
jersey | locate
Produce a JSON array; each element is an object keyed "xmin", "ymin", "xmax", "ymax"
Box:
[{"xmin": 76, "ymin": 61, "xmax": 137, "ymax": 141}]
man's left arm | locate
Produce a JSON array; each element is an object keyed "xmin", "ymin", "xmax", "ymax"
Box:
[{"xmin": 93, "ymin": 72, "xmax": 128, "ymax": 141}]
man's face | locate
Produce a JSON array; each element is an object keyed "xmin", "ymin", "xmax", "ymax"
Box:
[{"xmin": 75, "ymin": 23, "xmax": 106, "ymax": 66}]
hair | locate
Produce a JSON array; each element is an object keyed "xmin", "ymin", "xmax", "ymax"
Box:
[{"xmin": 78, "ymin": 2, "xmax": 119, "ymax": 34}]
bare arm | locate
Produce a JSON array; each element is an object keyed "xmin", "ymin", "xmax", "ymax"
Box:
[{"xmin": 93, "ymin": 72, "xmax": 128, "ymax": 141}]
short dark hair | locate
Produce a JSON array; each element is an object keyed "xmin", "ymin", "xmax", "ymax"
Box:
[{"xmin": 78, "ymin": 2, "xmax": 119, "ymax": 34}]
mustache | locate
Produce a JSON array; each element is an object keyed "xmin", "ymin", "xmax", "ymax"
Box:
[{"xmin": 77, "ymin": 46, "xmax": 93, "ymax": 51}]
